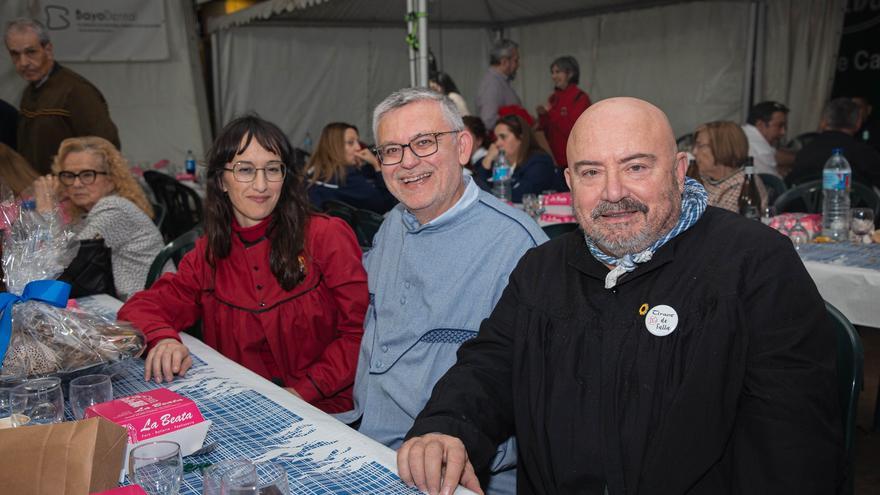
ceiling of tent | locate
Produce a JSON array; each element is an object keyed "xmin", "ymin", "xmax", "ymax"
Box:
[{"xmin": 207, "ymin": 0, "xmax": 717, "ymax": 31}]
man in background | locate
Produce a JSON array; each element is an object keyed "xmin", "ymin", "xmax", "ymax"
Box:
[
  {"xmin": 5, "ymin": 18, "xmax": 119, "ymax": 173},
  {"xmin": 742, "ymin": 101, "xmax": 795, "ymax": 177},
  {"xmin": 475, "ymin": 39, "xmax": 521, "ymax": 129},
  {"xmin": 787, "ymin": 97, "xmax": 880, "ymax": 189}
]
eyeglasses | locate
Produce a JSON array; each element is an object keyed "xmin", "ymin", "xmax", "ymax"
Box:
[
  {"xmin": 373, "ymin": 130, "xmax": 461, "ymax": 166},
  {"xmin": 223, "ymin": 161, "xmax": 287, "ymax": 182},
  {"xmin": 57, "ymin": 170, "xmax": 109, "ymax": 186}
]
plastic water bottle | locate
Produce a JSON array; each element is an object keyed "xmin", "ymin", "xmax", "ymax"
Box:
[
  {"xmin": 491, "ymin": 150, "xmax": 512, "ymax": 201},
  {"xmin": 821, "ymin": 148, "xmax": 851, "ymax": 241},
  {"xmin": 185, "ymin": 150, "xmax": 197, "ymax": 175}
]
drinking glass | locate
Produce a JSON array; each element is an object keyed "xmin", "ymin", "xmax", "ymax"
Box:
[
  {"xmin": 203, "ymin": 460, "xmax": 255, "ymax": 495},
  {"xmin": 761, "ymin": 206, "xmax": 777, "ymax": 226},
  {"xmin": 789, "ymin": 221, "xmax": 810, "ymax": 250},
  {"xmin": 851, "ymin": 207, "xmax": 875, "ymax": 239},
  {"xmin": 0, "ymin": 375, "xmax": 26, "ymax": 428},
  {"xmin": 221, "ymin": 461, "xmax": 289, "ymax": 495},
  {"xmin": 69, "ymin": 374, "xmax": 113, "ymax": 420},
  {"xmin": 129, "ymin": 441, "xmax": 183, "ymax": 495},
  {"xmin": 10, "ymin": 377, "xmax": 63, "ymax": 426}
]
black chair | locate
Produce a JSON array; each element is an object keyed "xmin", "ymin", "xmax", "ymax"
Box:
[
  {"xmin": 321, "ymin": 199, "xmax": 385, "ymax": 249},
  {"xmin": 150, "ymin": 202, "xmax": 166, "ymax": 231},
  {"xmin": 826, "ymin": 302, "xmax": 863, "ymax": 495},
  {"xmin": 145, "ymin": 225, "xmax": 203, "ymax": 289},
  {"xmin": 143, "ymin": 171, "xmax": 204, "ymax": 243},
  {"xmin": 542, "ymin": 222, "xmax": 579, "ymax": 239},
  {"xmin": 773, "ymin": 179, "xmax": 880, "ymax": 218},
  {"xmin": 757, "ymin": 173, "xmax": 786, "ymax": 206}
]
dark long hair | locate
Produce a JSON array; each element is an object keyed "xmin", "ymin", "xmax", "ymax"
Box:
[
  {"xmin": 496, "ymin": 114, "xmax": 546, "ymax": 166},
  {"xmin": 204, "ymin": 115, "xmax": 311, "ymax": 290}
]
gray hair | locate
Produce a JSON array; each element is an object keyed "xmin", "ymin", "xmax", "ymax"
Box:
[
  {"xmin": 551, "ymin": 56, "xmax": 580, "ymax": 85},
  {"xmin": 489, "ymin": 39, "xmax": 519, "ymax": 66},
  {"xmin": 5, "ymin": 18, "xmax": 50, "ymax": 46},
  {"xmin": 822, "ymin": 97, "xmax": 861, "ymax": 130},
  {"xmin": 372, "ymin": 87, "xmax": 464, "ymax": 142}
]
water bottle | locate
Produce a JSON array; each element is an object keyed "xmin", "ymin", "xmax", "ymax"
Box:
[
  {"xmin": 185, "ymin": 150, "xmax": 197, "ymax": 176},
  {"xmin": 821, "ymin": 148, "xmax": 851, "ymax": 241},
  {"xmin": 491, "ymin": 150, "xmax": 512, "ymax": 201},
  {"xmin": 303, "ymin": 133, "xmax": 313, "ymax": 154}
]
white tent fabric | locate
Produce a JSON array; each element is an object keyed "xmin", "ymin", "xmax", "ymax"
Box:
[
  {"xmin": 215, "ymin": 1, "xmax": 755, "ymax": 142},
  {"xmin": 212, "ymin": 0, "xmax": 845, "ymax": 146},
  {"xmin": 0, "ymin": 0, "xmax": 210, "ymax": 166}
]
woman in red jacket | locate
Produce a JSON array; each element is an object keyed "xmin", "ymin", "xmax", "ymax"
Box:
[
  {"xmin": 536, "ymin": 56, "xmax": 591, "ymax": 167},
  {"xmin": 118, "ymin": 115, "xmax": 368, "ymax": 413}
]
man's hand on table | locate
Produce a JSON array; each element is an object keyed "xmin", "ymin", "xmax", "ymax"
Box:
[
  {"xmin": 144, "ymin": 338, "xmax": 193, "ymax": 383},
  {"xmin": 397, "ymin": 433, "xmax": 484, "ymax": 495}
]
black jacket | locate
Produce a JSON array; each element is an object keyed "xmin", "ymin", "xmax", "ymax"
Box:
[
  {"xmin": 787, "ymin": 130, "xmax": 880, "ymax": 189},
  {"xmin": 408, "ymin": 207, "xmax": 842, "ymax": 494}
]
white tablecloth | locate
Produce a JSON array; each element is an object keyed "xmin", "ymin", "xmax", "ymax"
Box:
[
  {"xmin": 796, "ymin": 244, "xmax": 880, "ymax": 328},
  {"xmin": 76, "ymin": 295, "xmax": 476, "ymax": 494}
]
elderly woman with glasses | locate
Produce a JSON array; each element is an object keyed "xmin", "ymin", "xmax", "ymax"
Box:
[
  {"xmin": 118, "ymin": 115, "xmax": 368, "ymax": 413},
  {"xmin": 33, "ymin": 136, "xmax": 164, "ymax": 300}
]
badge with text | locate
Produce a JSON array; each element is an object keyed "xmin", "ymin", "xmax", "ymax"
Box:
[{"xmin": 644, "ymin": 304, "xmax": 679, "ymax": 337}]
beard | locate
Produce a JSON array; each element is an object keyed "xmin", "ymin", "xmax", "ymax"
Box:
[{"xmin": 578, "ymin": 183, "xmax": 682, "ymax": 258}]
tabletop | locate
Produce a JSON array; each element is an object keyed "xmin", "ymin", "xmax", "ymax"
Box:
[
  {"xmin": 75, "ymin": 295, "xmax": 428, "ymax": 495},
  {"xmin": 796, "ymin": 243, "xmax": 880, "ymax": 328}
]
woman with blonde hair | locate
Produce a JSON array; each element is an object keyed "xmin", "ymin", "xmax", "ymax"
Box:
[
  {"xmin": 306, "ymin": 122, "xmax": 396, "ymax": 214},
  {"xmin": 691, "ymin": 121, "xmax": 768, "ymax": 212},
  {"xmin": 34, "ymin": 136, "xmax": 165, "ymax": 299}
]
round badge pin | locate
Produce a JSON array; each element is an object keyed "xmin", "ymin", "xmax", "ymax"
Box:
[{"xmin": 644, "ymin": 304, "xmax": 679, "ymax": 337}]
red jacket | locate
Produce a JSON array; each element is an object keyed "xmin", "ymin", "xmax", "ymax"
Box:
[
  {"xmin": 118, "ymin": 215, "xmax": 368, "ymax": 413},
  {"xmin": 538, "ymin": 84, "xmax": 591, "ymax": 167}
]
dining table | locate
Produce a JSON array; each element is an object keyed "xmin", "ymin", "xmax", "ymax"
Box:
[
  {"xmin": 74, "ymin": 295, "xmax": 473, "ymax": 495},
  {"xmin": 796, "ymin": 242, "xmax": 880, "ymax": 328}
]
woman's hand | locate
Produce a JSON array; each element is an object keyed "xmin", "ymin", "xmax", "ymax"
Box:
[
  {"xmin": 33, "ymin": 174, "xmax": 59, "ymax": 214},
  {"xmin": 284, "ymin": 387, "xmax": 303, "ymax": 399},
  {"xmin": 144, "ymin": 338, "xmax": 193, "ymax": 383},
  {"xmin": 355, "ymin": 148, "xmax": 381, "ymax": 172},
  {"xmin": 536, "ymin": 103, "xmax": 550, "ymax": 116},
  {"xmin": 482, "ymin": 143, "xmax": 500, "ymax": 170}
]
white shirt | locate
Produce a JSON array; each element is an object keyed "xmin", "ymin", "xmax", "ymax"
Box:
[{"xmin": 742, "ymin": 124, "xmax": 779, "ymax": 177}]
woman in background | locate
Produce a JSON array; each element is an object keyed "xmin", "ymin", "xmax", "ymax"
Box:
[
  {"xmin": 307, "ymin": 122, "xmax": 396, "ymax": 214},
  {"xmin": 429, "ymin": 71, "xmax": 470, "ymax": 117},
  {"xmin": 0, "ymin": 143, "xmax": 39, "ymax": 196},
  {"xmin": 692, "ymin": 121, "xmax": 768, "ymax": 212},
  {"xmin": 536, "ymin": 56, "xmax": 591, "ymax": 167},
  {"xmin": 34, "ymin": 137, "xmax": 164, "ymax": 299},
  {"xmin": 480, "ymin": 114, "xmax": 562, "ymax": 201}
]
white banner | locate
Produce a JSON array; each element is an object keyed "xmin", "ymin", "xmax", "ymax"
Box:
[{"xmin": 37, "ymin": 0, "xmax": 169, "ymax": 61}]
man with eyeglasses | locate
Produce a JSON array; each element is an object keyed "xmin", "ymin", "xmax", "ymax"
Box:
[
  {"xmin": 5, "ymin": 18, "xmax": 119, "ymax": 174},
  {"xmin": 335, "ymin": 87, "xmax": 546, "ymax": 494}
]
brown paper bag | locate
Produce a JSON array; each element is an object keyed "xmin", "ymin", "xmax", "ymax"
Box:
[{"xmin": 0, "ymin": 417, "xmax": 128, "ymax": 495}]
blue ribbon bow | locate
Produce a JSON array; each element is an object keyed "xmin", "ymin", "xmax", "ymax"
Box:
[{"xmin": 0, "ymin": 280, "xmax": 71, "ymax": 365}]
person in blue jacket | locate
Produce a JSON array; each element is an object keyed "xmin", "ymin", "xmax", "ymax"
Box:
[
  {"xmin": 307, "ymin": 122, "xmax": 397, "ymax": 214},
  {"xmin": 477, "ymin": 114, "xmax": 565, "ymax": 201}
]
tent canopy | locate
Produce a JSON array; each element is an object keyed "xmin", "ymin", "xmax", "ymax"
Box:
[{"xmin": 207, "ymin": 0, "xmax": 732, "ymax": 31}]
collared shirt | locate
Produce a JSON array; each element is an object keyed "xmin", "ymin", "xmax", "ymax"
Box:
[
  {"xmin": 476, "ymin": 68, "xmax": 521, "ymax": 129},
  {"xmin": 336, "ymin": 176, "xmax": 546, "ymax": 492},
  {"xmin": 742, "ymin": 123, "xmax": 778, "ymax": 176}
]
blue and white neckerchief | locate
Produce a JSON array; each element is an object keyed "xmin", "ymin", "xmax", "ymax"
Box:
[{"xmin": 584, "ymin": 177, "xmax": 708, "ymax": 289}]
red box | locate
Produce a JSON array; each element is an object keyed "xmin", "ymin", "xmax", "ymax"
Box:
[
  {"xmin": 91, "ymin": 486, "xmax": 147, "ymax": 495},
  {"xmin": 85, "ymin": 388, "xmax": 204, "ymax": 444}
]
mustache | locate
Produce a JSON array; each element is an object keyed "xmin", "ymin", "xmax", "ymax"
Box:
[{"xmin": 591, "ymin": 197, "xmax": 649, "ymax": 219}]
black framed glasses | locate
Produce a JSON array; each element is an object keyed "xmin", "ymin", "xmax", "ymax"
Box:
[
  {"xmin": 57, "ymin": 170, "xmax": 108, "ymax": 186},
  {"xmin": 373, "ymin": 130, "xmax": 461, "ymax": 166},
  {"xmin": 223, "ymin": 161, "xmax": 287, "ymax": 182}
]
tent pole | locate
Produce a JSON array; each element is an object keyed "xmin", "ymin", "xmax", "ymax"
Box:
[
  {"xmin": 407, "ymin": 0, "xmax": 417, "ymax": 87},
  {"xmin": 418, "ymin": 0, "xmax": 428, "ymax": 87},
  {"xmin": 741, "ymin": 1, "xmax": 758, "ymax": 122}
]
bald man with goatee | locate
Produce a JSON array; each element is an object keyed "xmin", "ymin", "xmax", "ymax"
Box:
[{"xmin": 397, "ymin": 97, "xmax": 842, "ymax": 495}]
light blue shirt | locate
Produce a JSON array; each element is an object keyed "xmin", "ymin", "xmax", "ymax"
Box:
[{"xmin": 337, "ymin": 177, "xmax": 546, "ymax": 493}]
